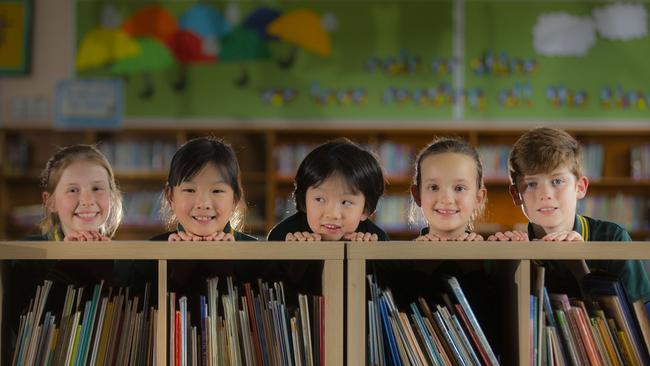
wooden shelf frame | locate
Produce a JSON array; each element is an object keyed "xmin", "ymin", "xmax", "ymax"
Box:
[
  {"xmin": 347, "ymin": 242, "xmax": 650, "ymax": 366},
  {"xmin": 0, "ymin": 242, "xmax": 345, "ymax": 366}
]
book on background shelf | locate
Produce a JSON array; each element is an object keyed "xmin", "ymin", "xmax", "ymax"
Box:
[
  {"xmin": 169, "ymin": 276, "xmax": 324, "ymax": 366},
  {"xmin": 477, "ymin": 145, "xmax": 510, "ymax": 180},
  {"xmin": 377, "ymin": 141, "xmax": 416, "ymax": 178},
  {"xmin": 581, "ymin": 143, "xmax": 604, "ymax": 180},
  {"xmin": 367, "ymin": 274, "xmax": 499, "ymax": 366},
  {"xmin": 631, "ymin": 144, "xmax": 650, "ymax": 180},
  {"xmin": 10, "ymin": 204, "xmax": 42, "ymax": 228},
  {"xmin": 374, "ymin": 194, "xmax": 411, "ymax": 231},
  {"xmin": 274, "ymin": 144, "xmax": 315, "ymax": 178},
  {"xmin": 11, "ymin": 280, "xmax": 156, "ymax": 366},
  {"xmin": 122, "ymin": 191, "xmax": 162, "ymax": 227}
]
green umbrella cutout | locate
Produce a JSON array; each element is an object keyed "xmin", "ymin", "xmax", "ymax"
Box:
[
  {"xmin": 220, "ymin": 27, "xmax": 270, "ymax": 87},
  {"xmin": 110, "ymin": 37, "xmax": 175, "ymax": 99}
]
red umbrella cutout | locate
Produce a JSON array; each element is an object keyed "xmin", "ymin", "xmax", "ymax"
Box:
[
  {"xmin": 266, "ymin": 9, "xmax": 332, "ymax": 69},
  {"xmin": 167, "ymin": 30, "xmax": 219, "ymax": 91}
]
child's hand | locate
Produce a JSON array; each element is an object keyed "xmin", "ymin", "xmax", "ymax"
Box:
[
  {"xmin": 541, "ymin": 231, "xmax": 583, "ymax": 241},
  {"xmin": 64, "ymin": 231, "xmax": 110, "ymax": 241},
  {"xmin": 168, "ymin": 231, "xmax": 203, "ymax": 242},
  {"xmin": 343, "ymin": 232, "xmax": 378, "ymax": 242},
  {"xmin": 285, "ymin": 232, "xmax": 322, "ymax": 241},
  {"xmin": 415, "ymin": 233, "xmax": 448, "ymax": 241},
  {"xmin": 487, "ymin": 231, "xmax": 529, "ymax": 242},
  {"xmin": 201, "ymin": 232, "xmax": 235, "ymax": 242},
  {"xmin": 452, "ymin": 232, "xmax": 484, "ymax": 241}
]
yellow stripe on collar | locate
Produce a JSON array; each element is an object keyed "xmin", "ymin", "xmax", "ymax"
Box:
[{"xmin": 579, "ymin": 215, "xmax": 589, "ymax": 241}]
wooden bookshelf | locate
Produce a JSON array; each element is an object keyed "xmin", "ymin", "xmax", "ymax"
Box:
[
  {"xmin": 347, "ymin": 242, "xmax": 650, "ymax": 365},
  {"xmin": 0, "ymin": 242, "xmax": 344, "ymax": 366},
  {"xmin": 1, "ymin": 127, "xmax": 649, "ymax": 241}
]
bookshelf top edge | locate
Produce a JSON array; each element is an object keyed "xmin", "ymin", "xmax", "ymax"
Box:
[
  {"xmin": 0, "ymin": 241, "xmax": 344, "ymax": 260},
  {"xmin": 346, "ymin": 242, "xmax": 650, "ymax": 260}
]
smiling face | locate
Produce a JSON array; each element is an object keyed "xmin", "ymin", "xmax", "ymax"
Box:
[
  {"xmin": 46, "ymin": 160, "xmax": 111, "ymax": 236},
  {"xmin": 168, "ymin": 163, "xmax": 237, "ymax": 237},
  {"xmin": 512, "ymin": 166, "xmax": 588, "ymax": 235},
  {"xmin": 305, "ymin": 173, "xmax": 369, "ymax": 241},
  {"xmin": 412, "ymin": 153, "xmax": 486, "ymax": 238}
]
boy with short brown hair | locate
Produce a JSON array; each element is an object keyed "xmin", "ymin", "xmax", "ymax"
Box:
[{"xmin": 500, "ymin": 127, "xmax": 650, "ymax": 303}]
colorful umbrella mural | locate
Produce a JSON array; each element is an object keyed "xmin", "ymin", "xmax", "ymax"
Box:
[
  {"xmin": 267, "ymin": 9, "xmax": 332, "ymax": 69},
  {"xmin": 220, "ymin": 27, "xmax": 271, "ymax": 86}
]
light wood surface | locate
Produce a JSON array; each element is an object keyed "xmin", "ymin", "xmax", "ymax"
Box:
[
  {"xmin": 347, "ymin": 241, "xmax": 650, "ymax": 260},
  {"xmin": 0, "ymin": 242, "xmax": 345, "ymax": 260}
]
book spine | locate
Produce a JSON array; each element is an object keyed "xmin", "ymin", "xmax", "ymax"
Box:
[{"xmin": 448, "ymin": 276, "xmax": 499, "ymax": 365}]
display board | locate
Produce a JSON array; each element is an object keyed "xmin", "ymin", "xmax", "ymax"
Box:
[{"xmin": 75, "ymin": 1, "xmax": 650, "ymax": 122}]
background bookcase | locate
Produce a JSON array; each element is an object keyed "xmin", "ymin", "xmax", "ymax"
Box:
[
  {"xmin": 0, "ymin": 242, "xmax": 344, "ymax": 365},
  {"xmin": 1, "ymin": 127, "xmax": 649, "ymax": 241},
  {"xmin": 347, "ymin": 242, "xmax": 650, "ymax": 366}
]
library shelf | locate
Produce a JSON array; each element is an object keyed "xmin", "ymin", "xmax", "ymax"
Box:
[
  {"xmin": 346, "ymin": 241, "xmax": 650, "ymax": 366},
  {"xmin": 0, "ymin": 241, "xmax": 344, "ymax": 366}
]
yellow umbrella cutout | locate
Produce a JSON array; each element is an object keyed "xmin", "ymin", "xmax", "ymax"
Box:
[
  {"xmin": 76, "ymin": 28, "xmax": 141, "ymax": 71},
  {"xmin": 266, "ymin": 9, "xmax": 331, "ymax": 69}
]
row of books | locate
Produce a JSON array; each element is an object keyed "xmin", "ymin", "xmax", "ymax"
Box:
[
  {"xmin": 367, "ymin": 275, "xmax": 500, "ymax": 366},
  {"xmin": 122, "ymin": 191, "xmax": 163, "ymax": 227},
  {"xmin": 274, "ymin": 144, "xmax": 315, "ymax": 179},
  {"xmin": 12, "ymin": 280, "xmax": 157, "ymax": 365},
  {"xmin": 169, "ymin": 277, "xmax": 324, "ymax": 366},
  {"xmin": 377, "ymin": 142, "xmax": 417, "ymax": 178},
  {"xmin": 577, "ymin": 194, "xmax": 649, "ymax": 232},
  {"xmin": 532, "ymin": 266, "xmax": 650, "ymax": 366},
  {"xmin": 631, "ymin": 144, "xmax": 650, "ymax": 180},
  {"xmin": 97, "ymin": 139, "xmax": 177, "ymax": 173}
]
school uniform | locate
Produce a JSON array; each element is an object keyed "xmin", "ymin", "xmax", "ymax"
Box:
[
  {"xmin": 266, "ymin": 211, "xmax": 390, "ymax": 241},
  {"xmin": 23, "ymin": 226, "xmax": 65, "ymax": 241},
  {"xmin": 528, "ymin": 214, "xmax": 650, "ymax": 303},
  {"xmin": 150, "ymin": 222, "xmax": 257, "ymax": 241}
]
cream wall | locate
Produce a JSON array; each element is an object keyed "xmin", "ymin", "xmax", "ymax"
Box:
[{"xmin": 0, "ymin": 0, "xmax": 74, "ymax": 127}]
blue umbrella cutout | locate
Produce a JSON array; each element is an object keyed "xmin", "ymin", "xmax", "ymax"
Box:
[
  {"xmin": 178, "ymin": 4, "xmax": 231, "ymax": 38},
  {"xmin": 242, "ymin": 7, "xmax": 281, "ymax": 41},
  {"xmin": 173, "ymin": 4, "xmax": 232, "ymax": 91}
]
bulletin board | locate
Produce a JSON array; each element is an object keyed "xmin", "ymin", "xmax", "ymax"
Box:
[{"xmin": 75, "ymin": 0, "xmax": 650, "ymax": 121}]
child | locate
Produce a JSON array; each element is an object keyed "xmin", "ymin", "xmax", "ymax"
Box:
[
  {"xmin": 267, "ymin": 138, "xmax": 388, "ymax": 241},
  {"xmin": 27, "ymin": 144, "xmax": 123, "ymax": 241},
  {"xmin": 410, "ymin": 137, "xmax": 487, "ymax": 241},
  {"xmin": 151, "ymin": 136, "xmax": 256, "ymax": 241},
  {"xmin": 502, "ymin": 127, "xmax": 650, "ymax": 302}
]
